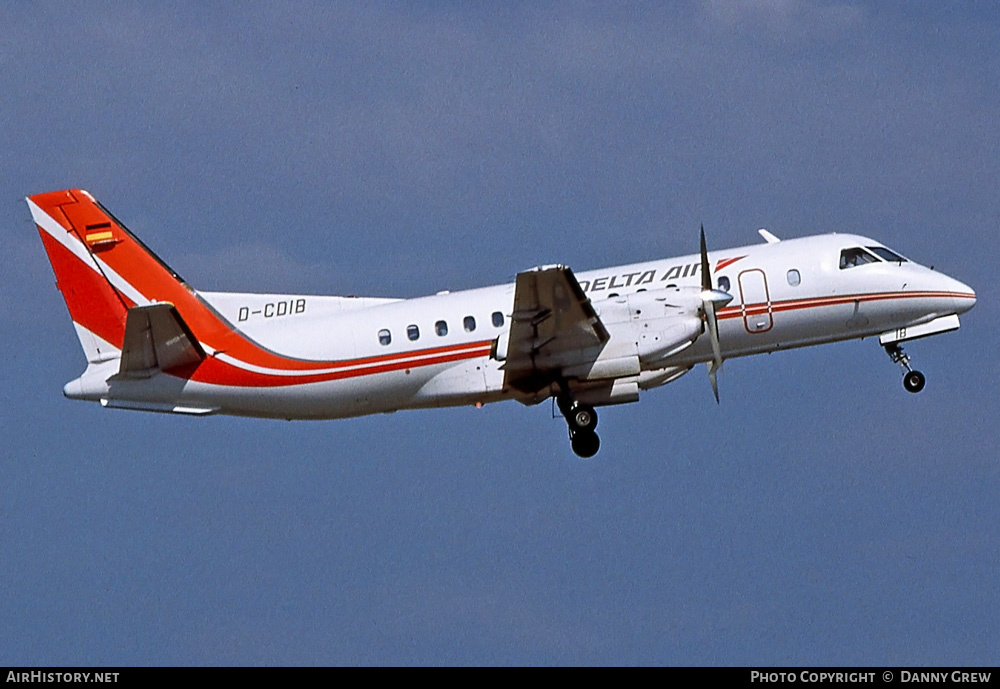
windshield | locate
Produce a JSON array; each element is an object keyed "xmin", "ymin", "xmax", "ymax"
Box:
[
  {"xmin": 867, "ymin": 246, "xmax": 908, "ymax": 263},
  {"xmin": 839, "ymin": 247, "xmax": 879, "ymax": 269}
]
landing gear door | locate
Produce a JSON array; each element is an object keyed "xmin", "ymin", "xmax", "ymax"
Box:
[{"xmin": 738, "ymin": 269, "xmax": 773, "ymax": 334}]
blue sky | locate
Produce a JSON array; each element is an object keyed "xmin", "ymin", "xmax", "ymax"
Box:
[{"xmin": 1, "ymin": 2, "xmax": 998, "ymax": 665}]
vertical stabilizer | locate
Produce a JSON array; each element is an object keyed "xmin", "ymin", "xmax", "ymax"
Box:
[
  {"xmin": 28, "ymin": 189, "xmax": 213, "ymax": 367},
  {"xmin": 29, "ymin": 190, "xmax": 133, "ymax": 363}
]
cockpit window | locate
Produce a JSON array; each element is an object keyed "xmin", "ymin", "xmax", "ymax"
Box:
[
  {"xmin": 867, "ymin": 246, "xmax": 908, "ymax": 263},
  {"xmin": 839, "ymin": 247, "xmax": 879, "ymax": 269}
]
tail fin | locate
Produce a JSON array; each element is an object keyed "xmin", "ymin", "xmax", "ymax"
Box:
[{"xmin": 28, "ymin": 189, "xmax": 208, "ymax": 366}]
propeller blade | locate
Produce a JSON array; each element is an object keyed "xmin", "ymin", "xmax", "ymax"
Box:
[
  {"xmin": 708, "ymin": 360, "xmax": 720, "ymax": 404},
  {"xmin": 705, "ymin": 300, "xmax": 721, "ymax": 403},
  {"xmin": 704, "ymin": 298, "xmax": 723, "ymax": 371},
  {"xmin": 699, "ymin": 225, "xmax": 730, "ymax": 403},
  {"xmin": 700, "ymin": 225, "xmax": 711, "ymax": 292}
]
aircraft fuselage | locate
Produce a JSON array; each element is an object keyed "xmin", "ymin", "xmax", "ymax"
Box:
[
  {"xmin": 29, "ymin": 189, "xmax": 975, "ymax": 456},
  {"xmin": 66, "ymin": 234, "xmax": 974, "ymax": 418}
]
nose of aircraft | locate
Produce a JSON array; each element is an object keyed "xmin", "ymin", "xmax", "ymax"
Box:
[
  {"xmin": 957, "ymin": 286, "xmax": 976, "ymax": 314},
  {"xmin": 946, "ymin": 275, "xmax": 976, "ymax": 314}
]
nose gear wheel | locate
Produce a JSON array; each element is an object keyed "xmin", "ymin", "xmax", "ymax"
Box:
[{"xmin": 884, "ymin": 343, "xmax": 926, "ymax": 394}]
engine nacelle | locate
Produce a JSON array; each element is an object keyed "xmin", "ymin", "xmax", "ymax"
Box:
[
  {"xmin": 636, "ymin": 316, "xmax": 702, "ymax": 366},
  {"xmin": 616, "ymin": 288, "xmax": 704, "ymax": 367}
]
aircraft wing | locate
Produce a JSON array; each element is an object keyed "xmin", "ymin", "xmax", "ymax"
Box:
[
  {"xmin": 117, "ymin": 303, "xmax": 205, "ymax": 378},
  {"xmin": 502, "ymin": 265, "xmax": 609, "ymax": 393}
]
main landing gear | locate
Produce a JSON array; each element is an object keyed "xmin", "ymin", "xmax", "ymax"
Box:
[
  {"xmin": 557, "ymin": 395, "xmax": 600, "ymax": 458},
  {"xmin": 883, "ymin": 342, "xmax": 926, "ymax": 393}
]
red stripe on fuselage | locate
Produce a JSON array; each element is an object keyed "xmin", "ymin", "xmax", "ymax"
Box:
[
  {"xmin": 184, "ymin": 291, "xmax": 967, "ymax": 388},
  {"xmin": 717, "ymin": 290, "xmax": 970, "ymax": 320},
  {"xmin": 186, "ymin": 343, "xmax": 494, "ymax": 387}
]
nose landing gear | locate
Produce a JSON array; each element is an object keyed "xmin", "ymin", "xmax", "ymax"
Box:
[
  {"xmin": 884, "ymin": 343, "xmax": 926, "ymax": 393},
  {"xmin": 557, "ymin": 395, "xmax": 600, "ymax": 458}
]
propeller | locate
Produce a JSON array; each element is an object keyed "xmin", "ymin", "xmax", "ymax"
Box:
[{"xmin": 699, "ymin": 225, "xmax": 733, "ymax": 402}]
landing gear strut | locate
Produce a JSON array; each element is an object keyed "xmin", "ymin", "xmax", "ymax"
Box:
[
  {"xmin": 883, "ymin": 343, "xmax": 926, "ymax": 393},
  {"xmin": 557, "ymin": 394, "xmax": 600, "ymax": 458}
]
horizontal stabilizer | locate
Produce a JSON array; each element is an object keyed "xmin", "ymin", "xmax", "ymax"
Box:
[{"xmin": 118, "ymin": 303, "xmax": 205, "ymax": 378}]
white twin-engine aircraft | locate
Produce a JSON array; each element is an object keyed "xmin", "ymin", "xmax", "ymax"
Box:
[{"xmin": 30, "ymin": 189, "xmax": 976, "ymax": 458}]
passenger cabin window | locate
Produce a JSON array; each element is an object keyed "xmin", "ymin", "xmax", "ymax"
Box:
[
  {"xmin": 407, "ymin": 324, "xmax": 420, "ymax": 341},
  {"xmin": 464, "ymin": 316, "xmax": 476, "ymax": 332},
  {"xmin": 378, "ymin": 329, "xmax": 391, "ymax": 346},
  {"xmin": 492, "ymin": 311, "xmax": 504, "ymax": 327},
  {"xmin": 718, "ymin": 276, "xmax": 731, "ymax": 292},
  {"xmin": 867, "ymin": 246, "xmax": 907, "ymax": 263},
  {"xmin": 435, "ymin": 320, "xmax": 448, "ymax": 336},
  {"xmin": 787, "ymin": 269, "xmax": 801, "ymax": 286},
  {"xmin": 839, "ymin": 247, "xmax": 879, "ymax": 269}
]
